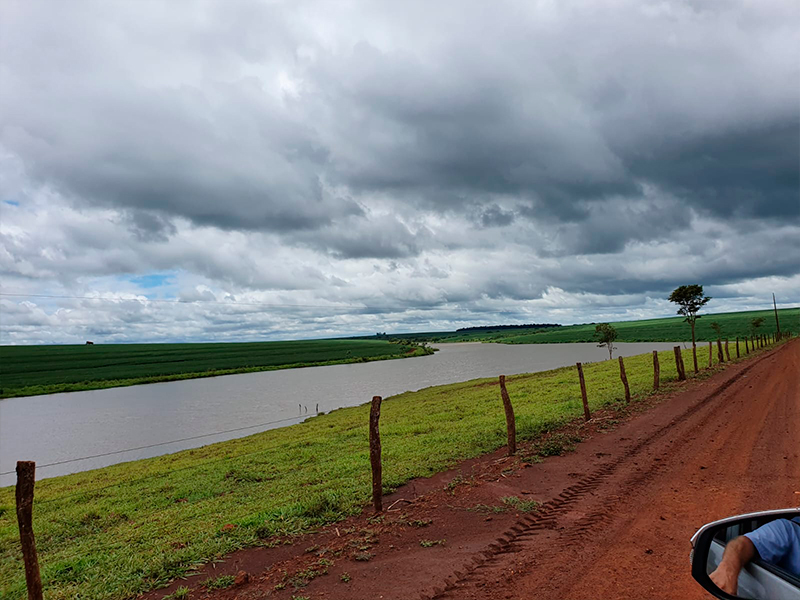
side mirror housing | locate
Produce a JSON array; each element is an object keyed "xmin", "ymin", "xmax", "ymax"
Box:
[{"xmin": 691, "ymin": 508, "xmax": 800, "ymax": 600}]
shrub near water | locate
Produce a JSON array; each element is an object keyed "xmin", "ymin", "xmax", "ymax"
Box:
[{"xmin": 0, "ymin": 344, "xmax": 773, "ymax": 600}]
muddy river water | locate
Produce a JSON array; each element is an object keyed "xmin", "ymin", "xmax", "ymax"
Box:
[{"xmin": 0, "ymin": 341, "xmax": 684, "ymax": 486}]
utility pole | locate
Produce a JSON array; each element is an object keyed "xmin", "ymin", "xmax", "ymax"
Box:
[{"xmin": 773, "ymin": 293, "xmax": 781, "ymax": 337}]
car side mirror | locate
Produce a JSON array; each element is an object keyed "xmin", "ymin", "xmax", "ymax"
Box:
[{"xmin": 690, "ymin": 509, "xmax": 800, "ymax": 600}]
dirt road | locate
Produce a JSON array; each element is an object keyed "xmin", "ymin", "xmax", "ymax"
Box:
[
  {"xmin": 160, "ymin": 340, "xmax": 799, "ymax": 600},
  {"xmin": 438, "ymin": 340, "xmax": 799, "ymax": 600}
]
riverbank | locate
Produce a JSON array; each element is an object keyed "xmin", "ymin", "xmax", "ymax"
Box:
[
  {"xmin": 0, "ymin": 340, "xmax": 434, "ymax": 399},
  {"xmin": 0, "ymin": 340, "xmax": 784, "ymax": 600}
]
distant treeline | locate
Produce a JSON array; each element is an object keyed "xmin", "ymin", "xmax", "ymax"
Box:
[{"xmin": 456, "ymin": 323, "xmax": 561, "ymax": 332}]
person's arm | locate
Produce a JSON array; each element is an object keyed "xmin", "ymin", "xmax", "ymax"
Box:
[{"xmin": 709, "ymin": 535, "xmax": 757, "ymax": 595}]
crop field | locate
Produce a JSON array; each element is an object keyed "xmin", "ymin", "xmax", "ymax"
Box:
[
  {"xmin": 384, "ymin": 308, "xmax": 798, "ymax": 345},
  {"xmin": 0, "ymin": 340, "xmax": 784, "ymax": 600},
  {"xmin": 0, "ymin": 339, "xmax": 431, "ymax": 399},
  {"xmin": 500, "ymin": 307, "xmax": 798, "ymax": 344}
]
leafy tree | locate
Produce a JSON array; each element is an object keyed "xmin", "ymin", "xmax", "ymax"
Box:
[
  {"xmin": 668, "ymin": 284, "xmax": 711, "ymax": 374},
  {"xmin": 594, "ymin": 323, "xmax": 618, "ymax": 360},
  {"xmin": 750, "ymin": 317, "xmax": 765, "ymax": 337}
]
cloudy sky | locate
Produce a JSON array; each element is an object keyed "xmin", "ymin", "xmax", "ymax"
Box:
[{"xmin": 1, "ymin": 0, "xmax": 798, "ymax": 344}]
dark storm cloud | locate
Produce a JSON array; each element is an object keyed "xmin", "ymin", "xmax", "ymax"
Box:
[
  {"xmin": 626, "ymin": 119, "xmax": 800, "ymax": 220},
  {"xmin": 3, "ymin": 0, "xmax": 797, "ymax": 253},
  {"xmin": 475, "ymin": 204, "xmax": 516, "ymax": 228},
  {"xmin": 125, "ymin": 210, "xmax": 177, "ymax": 243},
  {"xmin": 293, "ymin": 214, "xmax": 426, "ymax": 259}
]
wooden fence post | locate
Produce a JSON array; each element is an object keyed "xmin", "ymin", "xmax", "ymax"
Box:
[
  {"xmin": 16, "ymin": 461, "xmax": 43, "ymax": 600},
  {"xmin": 724, "ymin": 339, "xmax": 730, "ymax": 362},
  {"xmin": 680, "ymin": 348, "xmax": 687, "ymax": 379},
  {"xmin": 716, "ymin": 338, "xmax": 724, "ymax": 363},
  {"xmin": 618, "ymin": 356, "xmax": 631, "ymax": 403},
  {"xmin": 652, "ymin": 351, "xmax": 660, "ymax": 391},
  {"xmin": 576, "ymin": 363, "xmax": 591, "ymax": 421},
  {"xmin": 736, "ymin": 337, "xmax": 740, "ymax": 358},
  {"xmin": 708, "ymin": 341, "xmax": 713, "ymax": 367},
  {"xmin": 745, "ymin": 337, "xmax": 749, "ymax": 353},
  {"xmin": 369, "ymin": 396, "xmax": 383, "ymax": 513},
  {"xmin": 673, "ymin": 346, "xmax": 686, "ymax": 381},
  {"xmin": 498, "ymin": 375, "xmax": 517, "ymax": 456}
]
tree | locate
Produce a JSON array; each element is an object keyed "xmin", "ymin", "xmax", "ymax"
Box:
[
  {"xmin": 750, "ymin": 317, "xmax": 765, "ymax": 337},
  {"xmin": 668, "ymin": 285, "xmax": 711, "ymax": 374},
  {"xmin": 595, "ymin": 323, "xmax": 618, "ymax": 360}
]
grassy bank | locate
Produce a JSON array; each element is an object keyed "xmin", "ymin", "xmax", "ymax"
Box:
[
  {"xmin": 501, "ymin": 308, "xmax": 798, "ymax": 344},
  {"xmin": 384, "ymin": 307, "xmax": 798, "ymax": 344},
  {"xmin": 0, "ymin": 338, "xmax": 785, "ymax": 600},
  {"xmin": 0, "ymin": 340, "xmax": 433, "ymax": 399}
]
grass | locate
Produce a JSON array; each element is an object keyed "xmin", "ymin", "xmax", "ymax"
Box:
[
  {"xmin": 164, "ymin": 587, "xmax": 188, "ymax": 600},
  {"xmin": 0, "ymin": 339, "xmax": 433, "ymax": 399},
  {"xmin": 201, "ymin": 575, "xmax": 235, "ymax": 590},
  {"xmin": 0, "ymin": 337, "xmax": 787, "ymax": 600},
  {"xmin": 500, "ymin": 308, "xmax": 798, "ymax": 345},
  {"xmin": 375, "ymin": 307, "xmax": 799, "ymax": 344},
  {"xmin": 501, "ymin": 496, "xmax": 540, "ymax": 513}
]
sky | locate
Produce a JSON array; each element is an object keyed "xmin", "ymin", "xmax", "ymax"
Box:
[{"xmin": 1, "ymin": 0, "xmax": 798, "ymax": 345}]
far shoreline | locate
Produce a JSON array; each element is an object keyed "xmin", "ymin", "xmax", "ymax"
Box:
[{"xmin": 0, "ymin": 345, "xmax": 436, "ymax": 400}]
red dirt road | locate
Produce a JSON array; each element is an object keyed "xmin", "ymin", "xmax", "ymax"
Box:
[
  {"xmin": 443, "ymin": 340, "xmax": 799, "ymax": 600},
  {"xmin": 158, "ymin": 340, "xmax": 799, "ymax": 600}
]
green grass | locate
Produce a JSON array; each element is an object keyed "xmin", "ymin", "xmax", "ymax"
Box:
[
  {"xmin": 0, "ymin": 338, "xmax": 787, "ymax": 600},
  {"xmin": 0, "ymin": 339, "xmax": 433, "ymax": 399},
  {"xmin": 201, "ymin": 575, "xmax": 235, "ymax": 590},
  {"xmin": 500, "ymin": 308, "xmax": 798, "ymax": 344},
  {"xmin": 379, "ymin": 307, "xmax": 798, "ymax": 345}
]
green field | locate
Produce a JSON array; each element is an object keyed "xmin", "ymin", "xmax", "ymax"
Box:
[
  {"xmin": 0, "ymin": 338, "xmax": 785, "ymax": 600},
  {"xmin": 382, "ymin": 308, "xmax": 799, "ymax": 345},
  {"xmin": 0, "ymin": 339, "xmax": 433, "ymax": 399}
]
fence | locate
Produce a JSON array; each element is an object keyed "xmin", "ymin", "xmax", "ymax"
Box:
[{"xmin": 9, "ymin": 331, "xmax": 792, "ymax": 598}]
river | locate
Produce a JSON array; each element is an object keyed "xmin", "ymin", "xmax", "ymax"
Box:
[{"xmin": 0, "ymin": 341, "xmax": 686, "ymax": 486}]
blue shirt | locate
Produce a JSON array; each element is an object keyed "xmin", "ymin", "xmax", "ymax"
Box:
[{"xmin": 744, "ymin": 517, "xmax": 800, "ymax": 577}]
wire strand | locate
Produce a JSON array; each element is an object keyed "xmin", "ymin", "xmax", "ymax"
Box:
[
  {"xmin": 0, "ymin": 413, "xmax": 317, "ymax": 476},
  {"xmin": 31, "ymin": 412, "xmax": 327, "ymax": 505}
]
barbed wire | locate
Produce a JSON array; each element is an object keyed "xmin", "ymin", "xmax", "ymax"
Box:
[
  {"xmin": 0, "ymin": 413, "xmax": 319, "ymax": 477},
  {"xmin": 31, "ymin": 412, "xmax": 327, "ymax": 506}
]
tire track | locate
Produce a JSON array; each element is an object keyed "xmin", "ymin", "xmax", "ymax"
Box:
[{"xmin": 420, "ymin": 344, "xmax": 787, "ymax": 600}]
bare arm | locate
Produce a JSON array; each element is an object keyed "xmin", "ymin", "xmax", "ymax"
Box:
[{"xmin": 709, "ymin": 536, "xmax": 757, "ymax": 595}]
